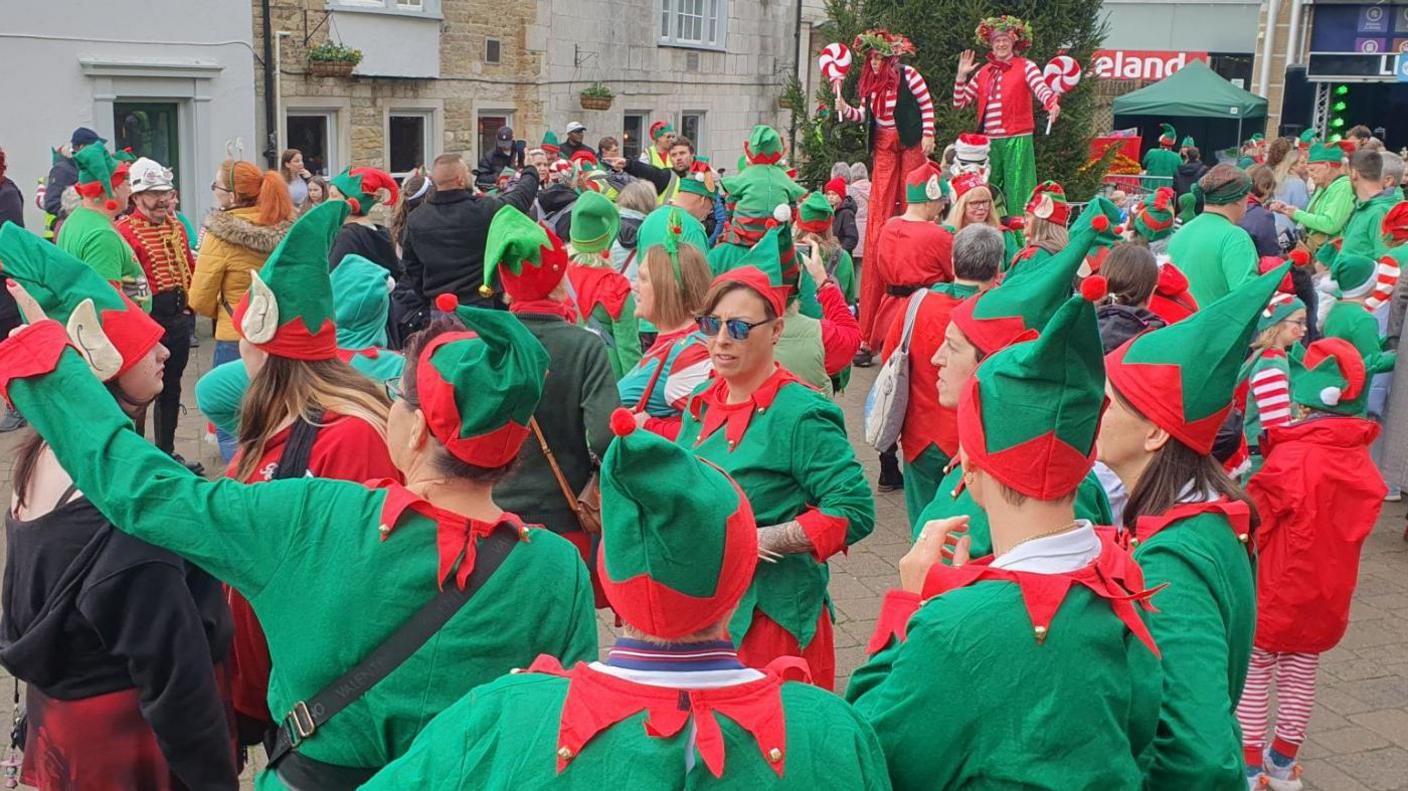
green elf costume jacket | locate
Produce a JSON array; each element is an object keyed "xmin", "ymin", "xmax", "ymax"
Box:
[
  {"xmin": 1167, "ymin": 172, "xmax": 1260, "ymax": 306},
  {"xmin": 1338, "ymin": 186, "xmax": 1403, "ymax": 261},
  {"xmin": 57, "ymin": 145, "xmax": 151, "ymax": 309},
  {"xmin": 1105, "ymin": 264, "xmax": 1294, "ymax": 789},
  {"xmin": 710, "ymin": 126, "xmax": 806, "ymax": 276},
  {"xmin": 1143, "ymin": 125, "xmax": 1182, "ymax": 191},
  {"xmin": 364, "ymin": 408, "xmax": 891, "ymax": 789},
  {"xmin": 849, "ymin": 292, "xmax": 1164, "ymax": 790},
  {"xmin": 0, "ymin": 214, "xmax": 598, "ymax": 788},
  {"xmin": 564, "ymin": 191, "xmax": 642, "ymax": 378},
  {"xmin": 1292, "ymin": 142, "xmax": 1356, "ymax": 254},
  {"xmin": 678, "ymin": 266, "xmax": 874, "ymax": 689}
]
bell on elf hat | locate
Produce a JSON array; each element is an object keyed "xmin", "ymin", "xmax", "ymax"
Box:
[
  {"xmin": 797, "ymin": 191, "xmax": 835, "ymax": 234},
  {"xmin": 1105, "ymin": 263, "xmax": 1291, "ymax": 455},
  {"xmin": 479, "ymin": 205, "xmax": 569, "ymax": 301},
  {"xmin": 569, "ymin": 191, "xmax": 620, "ymax": 256},
  {"xmin": 1026, "ymin": 181, "xmax": 1070, "ymax": 226},
  {"xmin": 233, "ymin": 200, "xmax": 350, "ymax": 360},
  {"xmin": 1131, "ymin": 187, "xmax": 1177, "ymax": 243},
  {"xmin": 72, "ymin": 145, "xmax": 130, "ymax": 211},
  {"xmin": 597, "ymin": 407, "xmax": 757, "ymax": 638},
  {"xmin": 0, "ymin": 222, "xmax": 163, "ymax": 382},
  {"xmin": 1158, "ymin": 124, "xmax": 1177, "ymax": 147},
  {"xmin": 950, "ymin": 195, "xmax": 1122, "ymax": 356},
  {"xmin": 330, "ymin": 167, "xmax": 400, "ymax": 216},
  {"xmin": 416, "ymin": 295, "xmax": 550, "ymax": 469},
  {"xmin": 959, "ymin": 286, "xmax": 1107, "ymax": 500}
]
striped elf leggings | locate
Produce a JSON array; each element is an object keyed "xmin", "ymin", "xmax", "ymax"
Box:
[{"xmin": 1235, "ymin": 648, "xmax": 1321, "ymax": 765}]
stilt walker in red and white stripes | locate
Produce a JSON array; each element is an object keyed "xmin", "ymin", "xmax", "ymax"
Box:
[{"xmin": 835, "ymin": 29, "xmax": 934, "ymax": 355}]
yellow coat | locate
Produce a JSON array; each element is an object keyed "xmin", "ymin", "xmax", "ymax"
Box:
[{"xmin": 189, "ymin": 207, "xmax": 290, "ymax": 340}]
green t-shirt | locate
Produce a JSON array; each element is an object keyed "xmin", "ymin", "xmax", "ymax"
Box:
[
  {"xmin": 1166, "ymin": 212, "xmax": 1258, "ymax": 307},
  {"xmin": 57, "ymin": 206, "xmax": 151, "ymax": 310}
]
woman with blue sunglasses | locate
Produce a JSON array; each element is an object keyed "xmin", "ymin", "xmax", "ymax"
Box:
[{"xmin": 677, "ymin": 265, "xmax": 875, "ymax": 691}]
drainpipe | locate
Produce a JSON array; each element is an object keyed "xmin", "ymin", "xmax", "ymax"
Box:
[
  {"xmin": 790, "ymin": 0, "xmax": 803, "ymax": 157},
  {"xmin": 261, "ymin": 0, "xmax": 277, "ymax": 167},
  {"xmin": 1258, "ymin": 0, "xmax": 1282, "ymax": 98},
  {"xmin": 1286, "ymin": 0, "xmax": 1305, "ymax": 66}
]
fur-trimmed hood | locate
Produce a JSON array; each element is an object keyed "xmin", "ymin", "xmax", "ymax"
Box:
[{"xmin": 203, "ymin": 207, "xmax": 290, "ymax": 253}]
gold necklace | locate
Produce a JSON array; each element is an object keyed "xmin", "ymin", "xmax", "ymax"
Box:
[{"xmin": 1002, "ymin": 521, "xmax": 1080, "ymax": 554}]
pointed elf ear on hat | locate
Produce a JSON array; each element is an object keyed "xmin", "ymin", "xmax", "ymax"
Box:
[
  {"xmin": 331, "ymin": 167, "xmax": 400, "ymax": 216},
  {"xmin": 480, "ymin": 205, "xmax": 569, "ymax": 301},
  {"xmin": 0, "ymin": 222, "xmax": 163, "ymax": 382},
  {"xmin": 951, "ymin": 195, "xmax": 1122, "ymax": 357},
  {"xmin": 904, "ymin": 161, "xmax": 948, "ymax": 204},
  {"xmin": 233, "ymin": 200, "xmax": 349, "ymax": 360},
  {"xmin": 1106, "ymin": 263, "xmax": 1291, "ymax": 455},
  {"xmin": 597, "ymin": 407, "xmax": 758, "ymax": 639},
  {"xmin": 1026, "ymin": 181, "xmax": 1070, "ymax": 226},
  {"xmin": 958, "ymin": 287, "xmax": 1107, "ymax": 500},
  {"xmin": 416, "ymin": 301, "xmax": 550, "ymax": 467}
]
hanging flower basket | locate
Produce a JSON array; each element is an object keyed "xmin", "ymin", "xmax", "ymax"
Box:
[
  {"xmin": 579, "ymin": 82, "xmax": 614, "ymax": 111},
  {"xmin": 308, "ymin": 42, "xmax": 362, "ymax": 78},
  {"xmin": 308, "ymin": 60, "xmax": 356, "ymax": 78}
]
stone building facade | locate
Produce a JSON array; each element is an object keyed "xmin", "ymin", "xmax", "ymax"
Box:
[{"xmin": 253, "ymin": 0, "xmax": 796, "ymax": 178}]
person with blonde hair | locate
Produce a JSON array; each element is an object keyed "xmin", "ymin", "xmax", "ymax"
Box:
[
  {"xmin": 1008, "ymin": 180, "xmax": 1070, "ymax": 274},
  {"xmin": 611, "ymin": 179, "xmax": 657, "ymax": 278},
  {"xmin": 945, "ymin": 173, "xmax": 1019, "ymax": 262}
]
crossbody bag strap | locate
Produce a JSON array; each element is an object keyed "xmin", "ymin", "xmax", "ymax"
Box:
[
  {"xmin": 529, "ymin": 417, "xmax": 586, "ymax": 528},
  {"xmin": 266, "ymin": 527, "xmax": 518, "ymax": 767},
  {"xmin": 898, "ymin": 290, "xmax": 926, "ymax": 355},
  {"xmin": 634, "ymin": 350, "xmax": 670, "ymax": 413},
  {"xmin": 273, "ymin": 409, "xmax": 325, "ymax": 480}
]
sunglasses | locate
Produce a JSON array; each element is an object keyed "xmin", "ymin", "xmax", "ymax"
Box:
[
  {"xmin": 696, "ymin": 315, "xmax": 775, "ymax": 341},
  {"xmin": 384, "ymin": 376, "xmax": 404, "ymax": 401}
]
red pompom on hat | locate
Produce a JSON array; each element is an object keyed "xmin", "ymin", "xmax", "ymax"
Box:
[
  {"xmin": 1090, "ymin": 214, "xmax": 1110, "ymax": 233},
  {"xmin": 1080, "ymin": 275, "xmax": 1108, "ymax": 302},
  {"xmin": 609, "ymin": 407, "xmax": 637, "ymax": 437},
  {"xmin": 1289, "ymin": 249, "xmax": 1311, "ymax": 267},
  {"xmin": 435, "ymin": 293, "xmax": 459, "ymax": 312}
]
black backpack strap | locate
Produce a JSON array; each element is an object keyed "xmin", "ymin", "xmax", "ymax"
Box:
[
  {"xmin": 266, "ymin": 526, "xmax": 518, "ymax": 768},
  {"xmin": 273, "ymin": 410, "xmax": 324, "ymax": 480}
]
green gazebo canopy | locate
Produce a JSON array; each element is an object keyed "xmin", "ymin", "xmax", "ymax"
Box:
[{"xmin": 1113, "ymin": 60, "xmax": 1268, "ymax": 120}]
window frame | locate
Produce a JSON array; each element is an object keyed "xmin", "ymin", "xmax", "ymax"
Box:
[
  {"xmin": 325, "ymin": 0, "xmax": 442, "ymax": 20},
  {"xmin": 679, "ymin": 111, "xmax": 706, "ymax": 153},
  {"xmin": 476, "ymin": 110, "xmax": 516, "ymax": 165},
  {"xmin": 623, "ymin": 112, "xmax": 648, "ymax": 160},
  {"xmin": 658, "ymin": 0, "xmax": 727, "ymax": 51},
  {"xmin": 386, "ymin": 108, "xmax": 437, "ymax": 179},
  {"xmin": 485, "ymin": 37, "xmax": 502, "ymax": 64},
  {"xmin": 284, "ymin": 108, "xmax": 341, "ymax": 178}
]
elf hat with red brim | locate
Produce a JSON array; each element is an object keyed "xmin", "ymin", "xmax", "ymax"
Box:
[
  {"xmin": 598, "ymin": 408, "xmax": 757, "ymax": 638},
  {"xmin": 72, "ymin": 145, "xmax": 129, "ymax": 209},
  {"xmin": 951, "ymin": 195, "xmax": 1121, "ymax": 356},
  {"xmin": 1026, "ymin": 181, "xmax": 1070, "ymax": 226},
  {"xmin": 958, "ymin": 286, "xmax": 1107, "ymax": 500},
  {"xmin": 1291, "ymin": 337, "xmax": 1378, "ymax": 416},
  {"xmin": 233, "ymin": 200, "xmax": 347, "ymax": 360},
  {"xmin": 1158, "ymin": 124, "xmax": 1177, "ymax": 147},
  {"xmin": 0, "ymin": 221, "xmax": 163, "ymax": 382},
  {"xmin": 1106, "ymin": 263, "xmax": 1290, "ymax": 455},
  {"xmin": 478, "ymin": 205, "xmax": 570, "ymax": 301},
  {"xmin": 330, "ymin": 167, "xmax": 400, "ymax": 217},
  {"xmin": 417, "ymin": 296, "xmax": 550, "ymax": 467},
  {"xmin": 1131, "ymin": 187, "xmax": 1177, "ymax": 242},
  {"xmin": 796, "ymin": 191, "xmax": 834, "ymax": 234}
]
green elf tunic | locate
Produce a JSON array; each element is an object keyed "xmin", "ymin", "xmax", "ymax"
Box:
[
  {"xmin": 363, "ymin": 652, "xmax": 892, "ymax": 790},
  {"xmin": 847, "ymin": 527, "xmax": 1163, "ymax": 790},
  {"xmin": 1324, "ymin": 300, "xmax": 1385, "ymax": 360},
  {"xmin": 1143, "ymin": 146, "xmax": 1182, "ymax": 191},
  {"xmin": 0, "ymin": 330, "xmax": 599, "ymax": 789},
  {"xmin": 566, "ymin": 263, "xmax": 642, "ymax": 379},
  {"xmin": 678, "ymin": 367, "xmax": 875, "ymax": 688},
  {"xmin": 1005, "ymin": 243, "xmax": 1053, "ymax": 276},
  {"xmin": 1123, "ymin": 499, "xmax": 1256, "ymax": 790},
  {"xmin": 1292, "ymin": 175, "xmax": 1354, "ymax": 253},
  {"xmin": 1338, "ymin": 188, "xmax": 1401, "ymax": 261},
  {"xmin": 911, "ymin": 463, "xmax": 1113, "ymax": 554},
  {"xmin": 1166, "ymin": 213, "xmax": 1259, "ymax": 306},
  {"xmin": 57, "ymin": 206, "xmax": 151, "ymax": 310}
]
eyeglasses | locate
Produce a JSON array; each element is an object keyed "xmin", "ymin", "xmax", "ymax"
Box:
[
  {"xmin": 1286, "ymin": 319, "xmax": 1308, "ymax": 328},
  {"xmin": 696, "ymin": 315, "xmax": 775, "ymax": 341},
  {"xmin": 210, "ymin": 182, "xmax": 231, "ymax": 193},
  {"xmin": 384, "ymin": 376, "xmax": 403, "ymax": 401}
]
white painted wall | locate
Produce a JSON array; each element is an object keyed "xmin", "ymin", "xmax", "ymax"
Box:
[{"xmin": 0, "ymin": 3, "xmax": 257, "ymax": 231}]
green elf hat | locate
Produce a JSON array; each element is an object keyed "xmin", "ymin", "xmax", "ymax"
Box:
[
  {"xmin": 0, "ymin": 222, "xmax": 162, "ymax": 382},
  {"xmin": 330, "ymin": 166, "xmax": 401, "ymax": 216},
  {"xmin": 541, "ymin": 130, "xmax": 561, "ymax": 159},
  {"xmin": 743, "ymin": 124, "xmax": 785, "ymax": 166},
  {"xmin": 233, "ymin": 200, "xmax": 348, "ymax": 360},
  {"xmin": 569, "ymin": 191, "xmax": 620, "ymax": 255},
  {"xmin": 676, "ymin": 169, "xmax": 720, "ymax": 199},
  {"xmin": 1291, "ymin": 337, "xmax": 1380, "ymax": 416},
  {"xmin": 716, "ymin": 224, "xmax": 794, "ymax": 314},
  {"xmin": 419, "ymin": 295, "xmax": 550, "ymax": 468},
  {"xmin": 597, "ymin": 408, "xmax": 757, "ymax": 639},
  {"xmin": 796, "ymin": 191, "xmax": 834, "ymax": 234},
  {"xmin": 1180, "ymin": 135, "xmax": 1196, "ymax": 150},
  {"xmin": 1331, "ymin": 252, "xmax": 1376, "ymax": 298},
  {"xmin": 480, "ymin": 205, "xmax": 570, "ymax": 301},
  {"xmin": 951, "ymin": 195, "xmax": 1122, "ymax": 356},
  {"xmin": 903, "ymin": 160, "xmax": 948, "ymax": 204},
  {"xmin": 958, "ymin": 287, "xmax": 1107, "ymax": 499},
  {"xmin": 1158, "ymin": 124, "xmax": 1177, "ymax": 147},
  {"xmin": 1132, "ymin": 186, "xmax": 1177, "ymax": 242},
  {"xmin": 637, "ymin": 206, "xmax": 708, "ymax": 285},
  {"xmin": 974, "ymin": 16, "xmax": 1032, "ymax": 51},
  {"xmin": 72, "ymin": 145, "xmax": 129, "ymax": 210},
  {"xmin": 1298, "ymin": 130, "xmax": 1317, "ymax": 149},
  {"xmin": 1105, "ymin": 263, "xmax": 1290, "ymax": 455},
  {"xmin": 649, "ymin": 121, "xmax": 674, "ymax": 142},
  {"xmin": 1257, "ymin": 292, "xmax": 1305, "ymax": 334},
  {"xmin": 1026, "ymin": 181, "xmax": 1071, "ymax": 226},
  {"xmin": 1307, "ymin": 140, "xmax": 1350, "ymax": 165}
]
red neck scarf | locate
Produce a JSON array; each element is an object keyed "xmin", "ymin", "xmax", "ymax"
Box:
[{"xmin": 509, "ymin": 298, "xmax": 578, "ymax": 323}]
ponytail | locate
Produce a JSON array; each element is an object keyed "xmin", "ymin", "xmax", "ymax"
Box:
[{"xmin": 255, "ymin": 169, "xmax": 295, "ymax": 226}]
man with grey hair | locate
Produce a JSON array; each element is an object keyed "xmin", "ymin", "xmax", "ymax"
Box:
[
  {"xmin": 880, "ymin": 222, "xmax": 1002, "ymax": 524},
  {"xmin": 1380, "ymin": 151, "xmax": 1404, "ymax": 188}
]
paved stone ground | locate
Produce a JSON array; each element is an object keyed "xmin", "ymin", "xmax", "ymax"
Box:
[{"xmin": 0, "ymin": 321, "xmax": 1405, "ymax": 789}]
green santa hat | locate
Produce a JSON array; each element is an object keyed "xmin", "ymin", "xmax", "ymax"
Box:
[
  {"xmin": 1131, "ymin": 187, "xmax": 1177, "ymax": 242},
  {"xmin": 480, "ymin": 205, "xmax": 570, "ymax": 301},
  {"xmin": 1180, "ymin": 135, "xmax": 1196, "ymax": 150},
  {"xmin": 1307, "ymin": 140, "xmax": 1350, "ymax": 165},
  {"xmin": 233, "ymin": 200, "xmax": 349, "ymax": 360},
  {"xmin": 950, "ymin": 195, "xmax": 1122, "ymax": 356},
  {"xmin": 796, "ymin": 191, "xmax": 835, "ymax": 234},
  {"xmin": 958, "ymin": 288, "xmax": 1106, "ymax": 499},
  {"xmin": 597, "ymin": 408, "xmax": 757, "ymax": 638},
  {"xmin": 1330, "ymin": 253, "xmax": 1376, "ymax": 299},
  {"xmin": 569, "ymin": 191, "xmax": 620, "ymax": 255},
  {"xmin": 72, "ymin": 144, "xmax": 129, "ymax": 209},
  {"xmin": 330, "ymin": 166, "xmax": 400, "ymax": 216},
  {"xmin": 418, "ymin": 296, "xmax": 550, "ymax": 468},
  {"xmin": 0, "ymin": 222, "xmax": 163, "ymax": 382},
  {"xmin": 541, "ymin": 130, "xmax": 561, "ymax": 158},
  {"xmin": 1158, "ymin": 124, "xmax": 1177, "ymax": 147},
  {"xmin": 1291, "ymin": 337, "xmax": 1388, "ymax": 416},
  {"xmin": 1105, "ymin": 263, "xmax": 1290, "ymax": 454}
]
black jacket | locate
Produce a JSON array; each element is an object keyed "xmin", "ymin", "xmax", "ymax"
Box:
[
  {"xmin": 537, "ymin": 184, "xmax": 578, "ymax": 241},
  {"xmin": 43, "ymin": 156, "xmax": 78, "ymax": 216},
  {"xmin": 329, "ymin": 222, "xmax": 400, "ymax": 276},
  {"xmin": 1173, "ymin": 161, "xmax": 1209, "ymax": 199},
  {"xmin": 402, "ymin": 171, "xmax": 539, "ymax": 308},
  {"xmin": 624, "ymin": 159, "xmax": 673, "ymax": 196},
  {"xmin": 833, "ymin": 196, "xmax": 859, "ymax": 254},
  {"xmin": 475, "ymin": 148, "xmax": 519, "ymax": 189},
  {"xmin": 560, "ymin": 139, "xmax": 592, "ymax": 161},
  {"xmin": 1239, "ymin": 202, "xmax": 1282, "ymax": 257},
  {"xmin": 0, "ymin": 178, "xmax": 23, "ymax": 331},
  {"xmin": 1, "ymin": 497, "xmax": 236, "ymax": 789},
  {"xmin": 1096, "ymin": 303, "xmax": 1167, "ymax": 354}
]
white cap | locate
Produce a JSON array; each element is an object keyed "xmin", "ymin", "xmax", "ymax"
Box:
[
  {"xmin": 128, "ymin": 157, "xmax": 174, "ymax": 193},
  {"xmin": 566, "ymin": 121, "xmax": 587, "ymax": 134}
]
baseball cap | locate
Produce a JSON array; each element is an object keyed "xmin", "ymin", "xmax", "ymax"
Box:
[
  {"xmin": 566, "ymin": 121, "xmax": 587, "ymax": 134},
  {"xmin": 496, "ymin": 126, "xmax": 514, "ymax": 142},
  {"xmin": 71, "ymin": 127, "xmax": 102, "ymax": 148}
]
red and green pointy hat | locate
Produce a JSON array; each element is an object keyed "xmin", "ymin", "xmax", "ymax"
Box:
[
  {"xmin": 715, "ymin": 224, "xmax": 793, "ymax": 314},
  {"xmin": 1026, "ymin": 181, "xmax": 1070, "ymax": 226},
  {"xmin": 649, "ymin": 121, "xmax": 674, "ymax": 141},
  {"xmin": 330, "ymin": 166, "xmax": 400, "ymax": 216},
  {"xmin": 598, "ymin": 408, "xmax": 757, "ymax": 638},
  {"xmin": 1131, "ymin": 187, "xmax": 1177, "ymax": 242},
  {"xmin": 1307, "ymin": 140, "xmax": 1351, "ymax": 165},
  {"xmin": 72, "ymin": 145, "xmax": 129, "ymax": 209},
  {"xmin": 233, "ymin": 200, "xmax": 348, "ymax": 360},
  {"xmin": 0, "ymin": 221, "xmax": 163, "ymax": 381},
  {"xmin": 1158, "ymin": 124, "xmax": 1177, "ymax": 147},
  {"xmin": 743, "ymin": 124, "xmax": 785, "ymax": 165},
  {"xmin": 417, "ymin": 296, "xmax": 550, "ymax": 467},
  {"xmin": 796, "ymin": 191, "xmax": 834, "ymax": 234},
  {"xmin": 951, "ymin": 195, "xmax": 1121, "ymax": 356},
  {"xmin": 1106, "ymin": 262, "xmax": 1290, "ymax": 454},
  {"xmin": 541, "ymin": 130, "xmax": 561, "ymax": 158},
  {"xmin": 1291, "ymin": 337, "xmax": 1384, "ymax": 416},
  {"xmin": 904, "ymin": 160, "xmax": 948, "ymax": 205},
  {"xmin": 958, "ymin": 285, "xmax": 1108, "ymax": 500},
  {"xmin": 479, "ymin": 205, "xmax": 569, "ymax": 301}
]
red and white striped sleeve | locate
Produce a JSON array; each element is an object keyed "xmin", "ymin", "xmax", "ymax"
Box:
[
  {"xmin": 1366, "ymin": 255, "xmax": 1402, "ymax": 312},
  {"xmin": 840, "ymin": 100, "xmax": 867, "ymax": 124},
  {"xmin": 903, "ymin": 68, "xmax": 934, "ymax": 137},
  {"xmin": 1024, "ymin": 60, "xmax": 1057, "ymax": 110},
  {"xmin": 1250, "ymin": 362, "xmax": 1293, "ymax": 431},
  {"xmin": 952, "ymin": 75, "xmax": 978, "ymax": 111}
]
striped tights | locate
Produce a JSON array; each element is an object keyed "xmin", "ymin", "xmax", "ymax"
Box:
[{"xmin": 1235, "ymin": 647, "xmax": 1321, "ymax": 764}]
